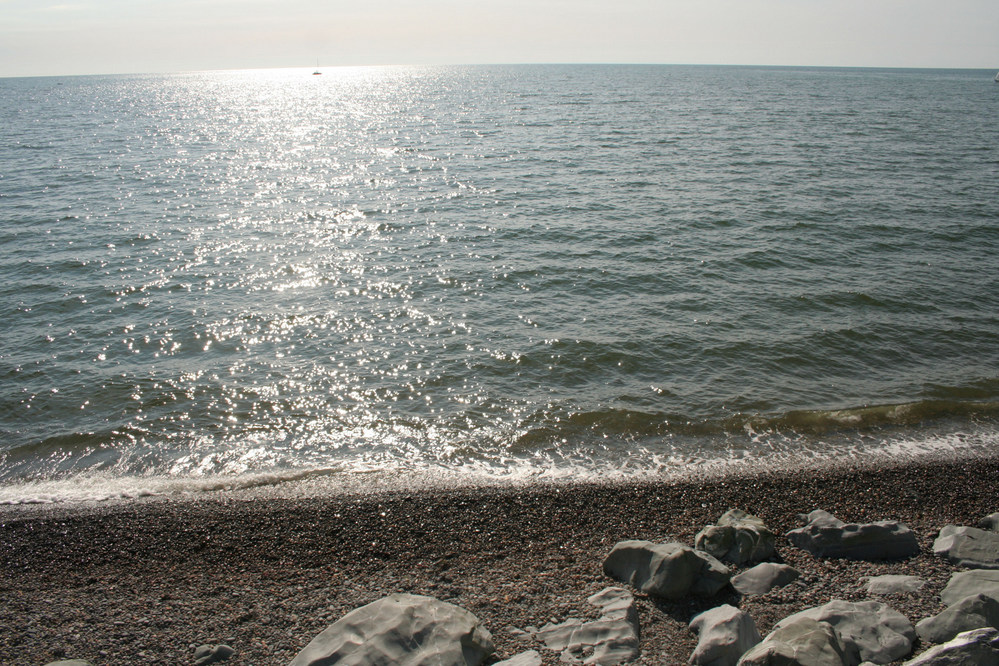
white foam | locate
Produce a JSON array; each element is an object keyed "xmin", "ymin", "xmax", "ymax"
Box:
[
  {"xmin": 1, "ymin": 423, "xmax": 997, "ymax": 505},
  {"xmin": 0, "ymin": 467, "xmax": 342, "ymax": 505}
]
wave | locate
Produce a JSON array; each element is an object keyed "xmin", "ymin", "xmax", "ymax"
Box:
[
  {"xmin": 513, "ymin": 397, "xmax": 999, "ymax": 448},
  {"xmin": 0, "ymin": 467, "xmax": 344, "ymax": 505},
  {"xmin": 1, "ymin": 396, "xmax": 997, "ymax": 505},
  {"xmin": 5, "ymin": 396, "xmax": 997, "ymax": 476},
  {"xmin": 3, "ymin": 415, "xmax": 997, "ymax": 506},
  {"xmin": 744, "ymin": 400, "xmax": 999, "ymax": 434}
]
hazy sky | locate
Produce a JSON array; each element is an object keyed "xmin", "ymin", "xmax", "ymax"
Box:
[{"xmin": 2, "ymin": 0, "xmax": 997, "ymax": 77}]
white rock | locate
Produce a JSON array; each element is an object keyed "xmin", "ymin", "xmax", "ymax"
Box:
[
  {"xmin": 863, "ymin": 575, "xmax": 926, "ymax": 595},
  {"xmin": 934, "ymin": 526, "xmax": 999, "ymax": 569},
  {"xmin": 731, "ymin": 563, "xmax": 800, "ymax": 596},
  {"xmin": 493, "ymin": 650, "xmax": 543, "ymax": 666},
  {"xmin": 288, "ymin": 593, "xmax": 494, "ymax": 666},
  {"xmin": 738, "ymin": 617, "xmax": 860, "ymax": 666},
  {"xmin": 533, "ymin": 586, "xmax": 640, "ymax": 665},
  {"xmin": 774, "ymin": 599, "xmax": 915, "ymax": 664},
  {"xmin": 695, "ymin": 509, "xmax": 776, "ymax": 565},
  {"xmin": 603, "ymin": 540, "xmax": 730, "ymax": 599},
  {"xmin": 194, "ymin": 644, "xmax": 234, "ymax": 665},
  {"xmin": 941, "ymin": 570, "xmax": 999, "ymax": 606},
  {"xmin": 915, "ymin": 593, "xmax": 999, "ymax": 645},
  {"xmin": 980, "ymin": 513, "xmax": 999, "ymax": 532},
  {"xmin": 588, "ymin": 586, "xmax": 638, "ymax": 623},
  {"xmin": 787, "ymin": 510, "xmax": 919, "ymax": 561},
  {"xmin": 903, "ymin": 627, "xmax": 999, "ymax": 665},
  {"xmin": 689, "ymin": 604, "xmax": 762, "ymax": 666}
]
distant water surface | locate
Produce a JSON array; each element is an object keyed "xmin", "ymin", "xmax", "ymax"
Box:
[{"xmin": 2, "ymin": 65, "xmax": 998, "ymax": 502}]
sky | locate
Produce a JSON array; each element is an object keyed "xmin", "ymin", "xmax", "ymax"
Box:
[{"xmin": 1, "ymin": 0, "xmax": 997, "ymax": 78}]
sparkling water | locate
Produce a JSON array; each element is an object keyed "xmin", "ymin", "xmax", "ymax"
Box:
[{"xmin": 2, "ymin": 65, "xmax": 998, "ymax": 502}]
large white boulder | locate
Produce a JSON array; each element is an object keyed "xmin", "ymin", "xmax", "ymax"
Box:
[
  {"xmin": 288, "ymin": 593, "xmax": 494, "ymax": 666},
  {"xmin": 603, "ymin": 540, "xmax": 730, "ymax": 600},
  {"xmin": 773, "ymin": 599, "xmax": 915, "ymax": 664},
  {"xmin": 738, "ymin": 617, "xmax": 859, "ymax": 666},
  {"xmin": 787, "ymin": 510, "xmax": 919, "ymax": 561},
  {"xmin": 695, "ymin": 509, "xmax": 776, "ymax": 565},
  {"xmin": 941, "ymin": 570, "xmax": 999, "ymax": 606},
  {"xmin": 689, "ymin": 604, "xmax": 762, "ymax": 666},
  {"xmin": 934, "ymin": 526, "xmax": 999, "ymax": 569},
  {"xmin": 915, "ymin": 593, "xmax": 999, "ymax": 645}
]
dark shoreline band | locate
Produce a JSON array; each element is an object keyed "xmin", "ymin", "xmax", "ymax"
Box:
[{"xmin": 2, "ymin": 453, "xmax": 997, "ymax": 664}]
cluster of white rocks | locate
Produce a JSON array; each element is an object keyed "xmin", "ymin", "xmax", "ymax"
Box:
[
  {"xmin": 43, "ymin": 510, "xmax": 999, "ymax": 666},
  {"xmin": 678, "ymin": 509, "xmax": 999, "ymax": 665}
]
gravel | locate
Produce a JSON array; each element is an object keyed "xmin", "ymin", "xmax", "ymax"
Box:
[{"xmin": 1, "ymin": 453, "xmax": 997, "ymax": 665}]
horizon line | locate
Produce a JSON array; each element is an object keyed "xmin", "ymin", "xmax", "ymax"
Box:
[{"xmin": 3, "ymin": 61, "xmax": 997, "ymax": 81}]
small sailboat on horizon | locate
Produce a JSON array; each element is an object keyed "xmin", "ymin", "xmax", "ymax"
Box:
[{"xmin": 313, "ymin": 59, "xmax": 322, "ymax": 75}]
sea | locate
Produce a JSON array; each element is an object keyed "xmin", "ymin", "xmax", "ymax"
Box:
[{"xmin": 2, "ymin": 64, "xmax": 998, "ymax": 504}]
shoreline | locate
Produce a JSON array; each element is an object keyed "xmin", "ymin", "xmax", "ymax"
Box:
[
  {"xmin": 2, "ymin": 453, "xmax": 998, "ymax": 664},
  {"xmin": 5, "ymin": 428, "xmax": 997, "ymax": 507}
]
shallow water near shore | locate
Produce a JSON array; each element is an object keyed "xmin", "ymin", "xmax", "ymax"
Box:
[{"xmin": 2, "ymin": 65, "xmax": 998, "ymax": 504}]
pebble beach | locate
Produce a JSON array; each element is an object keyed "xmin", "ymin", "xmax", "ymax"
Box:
[{"xmin": 3, "ymin": 452, "xmax": 998, "ymax": 665}]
